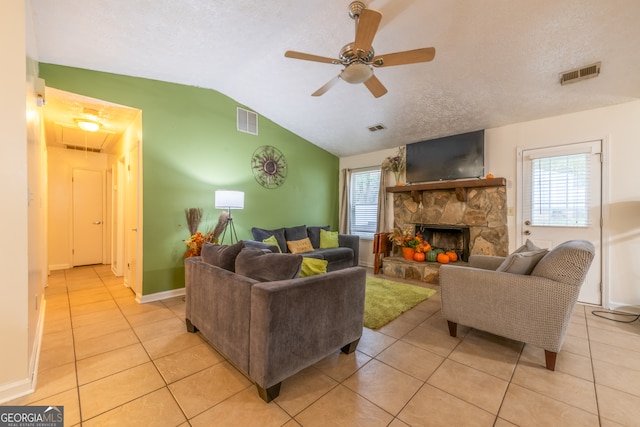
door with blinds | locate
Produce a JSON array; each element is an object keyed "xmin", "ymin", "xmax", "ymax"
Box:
[{"xmin": 520, "ymin": 140, "xmax": 602, "ymax": 305}]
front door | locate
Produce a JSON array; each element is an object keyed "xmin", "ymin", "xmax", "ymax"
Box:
[
  {"xmin": 72, "ymin": 169, "xmax": 103, "ymax": 266},
  {"xmin": 520, "ymin": 140, "xmax": 602, "ymax": 305}
]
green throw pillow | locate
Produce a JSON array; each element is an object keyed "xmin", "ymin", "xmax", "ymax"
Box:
[
  {"xmin": 262, "ymin": 235, "xmax": 281, "ymax": 253},
  {"xmin": 300, "ymin": 257, "xmax": 329, "ymax": 277},
  {"xmin": 319, "ymin": 229, "xmax": 339, "ymax": 249}
]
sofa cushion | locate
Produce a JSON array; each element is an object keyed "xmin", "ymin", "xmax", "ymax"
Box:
[
  {"xmin": 201, "ymin": 241, "xmax": 245, "ymax": 272},
  {"xmin": 496, "ymin": 249, "xmax": 548, "ymax": 275},
  {"xmin": 235, "ymin": 248, "xmax": 303, "ymax": 281},
  {"xmin": 300, "ymin": 258, "xmax": 328, "ymax": 277},
  {"xmin": 287, "ymin": 238, "xmax": 315, "ymax": 254},
  {"xmin": 320, "ymin": 229, "xmax": 339, "ymax": 249},
  {"xmin": 307, "ymin": 225, "xmax": 330, "ymax": 249},
  {"xmin": 251, "ymin": 227, "xmax": 287, "ymax": 253},
  {"xmin": 312, "ymin": 247, "xmax": 354, "ymax": 263},
  {"xmin": 531, "ymin": 240, "xmax": 595, "ymax": 285},
  {"xmin": 284, "ymin": 225, "xmax": 308, "ymax": 243}
]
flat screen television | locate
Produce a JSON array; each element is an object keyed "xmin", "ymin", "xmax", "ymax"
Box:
[{"xmin": 406, "ymin": 130, "xmax": 484, "ymax": 183}]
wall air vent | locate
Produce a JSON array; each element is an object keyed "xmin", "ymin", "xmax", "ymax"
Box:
[
  {"xmin": 560, "ymin": 62, "xmax": 601, "ymax": 85},
  {"xmin": 65, "ymin": 144, "xmax": 102, "ymax": 153},
  {"xmin": 237, "ymin": 107, "xmax": 258, "ymax": 135},
  {"xmin": 368, "ymin": 123, "xmax": 386, "ymax": 132}
]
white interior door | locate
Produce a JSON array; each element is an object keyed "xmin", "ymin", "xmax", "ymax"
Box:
[
  {"xmin": 72, "ymin": 169, "xmax": 103, "ymax": 266},
  {"xmin": 520, "ymin": 140, "xmax": 602, "ymax": 305}
]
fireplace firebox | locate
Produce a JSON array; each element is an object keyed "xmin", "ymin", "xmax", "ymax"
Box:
[{"xmin": 415, "ymin": 224, "xmax": 470, "ymax": 262}]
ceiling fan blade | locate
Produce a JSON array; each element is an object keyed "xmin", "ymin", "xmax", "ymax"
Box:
[
  {"xmin": 312, "ymin": 75, "xmax": 341, "ymax": 96},
  {"xmin": 372, "ymin": 47, "xmax": 436, "ymax": 67},
  {"xmin": 354, "ymin": 8, "xmax": 382, "ymax": 56},
  {"xmin": 363, "ymin": 75, "xmax": 388, "ymax": 98},
  {"xmin": 285, "ymin": 50, "xmax": 339, "ymax": 64}
]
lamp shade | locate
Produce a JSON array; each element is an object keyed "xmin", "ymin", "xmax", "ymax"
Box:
[{"xmin": 215, "ymin": 190, "xmax": 244, "ymax": 209}]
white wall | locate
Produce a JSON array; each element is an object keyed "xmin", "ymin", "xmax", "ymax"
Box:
[
  {"xmin": 0, "ymin": 0, "xmax": 47, "ymax": 402},
  {"xmin": 340, "ymin": 100, "xmax": 640, "ymax": 311},
  {"xmin": 47, "ymin": 147, "xmax": 109, "ymax": 270}
]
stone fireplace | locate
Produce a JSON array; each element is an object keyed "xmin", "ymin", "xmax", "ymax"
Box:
[{"xmin": 383, "ymin": 178, "xmax": 508, "ymax": 282}]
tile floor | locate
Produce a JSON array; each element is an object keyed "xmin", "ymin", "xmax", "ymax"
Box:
[{"xmin": 6, "ymin": 264, "xmax": 640, "ymax": 426}]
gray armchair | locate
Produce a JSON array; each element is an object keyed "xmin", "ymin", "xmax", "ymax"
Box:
[{"xmin": 440, "ymin": 240, "xmax": 595, "ymax": 370}]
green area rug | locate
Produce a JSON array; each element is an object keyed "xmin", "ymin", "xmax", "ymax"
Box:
[{"xmin": 364, "ymin": 276, "xmax": 437, "ymax": 329}]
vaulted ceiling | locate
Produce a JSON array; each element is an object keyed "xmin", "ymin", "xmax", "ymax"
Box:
[{"xmin": 30, "ymin": 0, "xmax": 640, "ymax": 157}]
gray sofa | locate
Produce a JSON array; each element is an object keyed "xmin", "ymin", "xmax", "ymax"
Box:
[
  {"xmin": 184, "ymin": 242, "xmax": 366, "ymax": 402},
  {"xmin": 248, "ymin": 225, "xmax": 359, "ymax": 272}
]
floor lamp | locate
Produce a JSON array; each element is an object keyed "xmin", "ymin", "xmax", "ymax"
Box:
[{"xmin": 215, "ymin": 190, "xmax": 244, "ymax": 244}]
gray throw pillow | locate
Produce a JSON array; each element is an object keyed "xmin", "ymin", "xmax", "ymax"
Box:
[
  {"xmin": 514, "ymin": 239, "xmax": 542, "ymax": 253},
  {"xmin": 251, "ymin": 227, "xmax": 287, "ymax": 253},
  {"xmin": 496, "ymin": 249, "xmax": 548, "ymax": 275},
  {"xmin": 235, "ymin": 248, "xmax": 302, "ymax": 282},
  {"xmin": 307, "ymin": 225, "xmax": 330, "ymax": 249},
  {"xmin": 284, "ymin": 225, "xmax": 308, "ymax": 242},
  {"xmin": 201, "ymin": 241, "xmax": 244, "ymax": 272}
]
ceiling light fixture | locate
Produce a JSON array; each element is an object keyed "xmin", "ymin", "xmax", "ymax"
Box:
[
  {"xmin": 75, "ymin": 119, "xmax": 101, "ymax": 132},
  {"xmin": 341, "ymin": 63, "xmax": 374, "ymax": 84}
]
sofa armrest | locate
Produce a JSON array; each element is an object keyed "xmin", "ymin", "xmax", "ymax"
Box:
[
  {"xmin": 468, "ymin": 254, "xmax": 505, "ymax": 270},
  {"xmin": 249, "ymin": 266, "xmax": 366, "ymax": 389},
  {"xmin": 242, "ymin": 239, "xmax": 281, "ymax": 253},
  {"xmin": 440, "ymin": 265, "xmax": 580, "ymax": 352},
  {"xmin": 338, "ymin": 234, "xmax": 360, "ymax": 266}
]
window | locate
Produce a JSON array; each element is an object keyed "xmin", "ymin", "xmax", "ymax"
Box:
[
  {"xmin": 530, "ymin": 153, "xmax": 591, "ymax": 227},
  {"xmin": 350, "ymin": 168, "xmax": 380, "ymax": 239}
]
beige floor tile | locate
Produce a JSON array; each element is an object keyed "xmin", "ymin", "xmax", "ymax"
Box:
[
  {"xmin": 30, "ymin": 387, "xmax": 81, "ymax": 427},
  {"xmin": 343, "ymin": 359, "xmax": 423, "ymax": 415},
  {"xmin": 357, "ymin": 328, "xmax": 397, "ymax": 357},
  {"xmin": 398, "ymin": 384, "xmax": 496, "ymax": 427},
  {"xmin": 72, "ymin": 315, "xmax": 131, "ymax": 342},
  {"xmin": 590, "ymin": 340, "xmax": 640, "ymax": 371},
  {"xmin": 593, "ymin": 359, "xmax": 640, "ymax": 398},
  {"xmin": 74, "ymin": 328, "xmax": 139, "ymax": 360},
  {"xmin": 108, "ymin": 285, "xmax": 136, "ymax": 299},
  {"xmin": 68, "ymin": 288, "xmax": 112, "ymax": 306},
  {"xmin": 566, "ymin": 316, "xmax": 589, "ymax": 339},
  {"xmin": 42, "ymin": 315, "xmax": 72, "ymax": 335},
  {"xmin": 142, "ymin": 330, "xmax": 203, "ymax": 360},
  {"xmin": 313, "ymin": 349, "xmax": 371, "ymax": 382},
  {"xmin": 82, "ymin": 388, "xmax": 186, "ymax": 427},
  {"xmin": 38, "ymin": 344, "xmax": 76, "ymax": 371},
  {"xmin": 519, "ymin": 343, "xmax": 593, "ymax": 381},
  {"xmin": 448, "ymin": 329, "xmax": 522, "ymax": 381},
  {"xmin": 561, "ymin": 334, "xmax": 591, "ymax": 358},
  {"xmin": 76, "ymin": 343, "xmax": 150, "ymax": 385},
  {"xmin": 168, "ymin": 361, "xmax": 252, "ymax": 419},
  {"xmin": 79, "ymin": 362, "xmax": 166, "ymax": 420},
  {"xmin": 428, "ymin": 359, "xmax": 509, "ymax": 414},
  {"xmin": 510, "ymin": 363, "xmax": 597, "ymax": 414},
  {"xmin": 71, "ymin": 307, "xmax": 125, "ymax": 329},
  {"xmin": 388, "ymin": 418, "xmax": 411, "ymax": 427},
  {"xmin": 161, "ymin": 295, "xmax": 185, "ymax": 308},
  {"xmin": 494, "ymin": 418, "xmax": 518, "ymax": 427},
  {"xmin": 126, "ymin": 308, "xmax": 178, "ymax": 328},
  {"xmin": 376, "ymin": 316, "xmax": 422, "ymax": 339},
  {"xmin": 118, "ymin": 300, "xmax": 166, "ymax": 317},
  {"xmin": 586, "ymin": 311, "xmax": 640, "ymax": 336},
  {"xmin": 588, "ymin": 324, "xmax": 640, "ymax": 353},
  {"xmin": 401, "ymin": 317, "xmax": 463, "ymax": 358},
  {"xmin": 153, "ymin": 342, "xmax": 225, "ymax": 384},
  {"xmin": 499, "ymin": 384, "xmax": 599, "ymax": 427},
  {"xmin": 295, "ymin": 384, "xmax": 393, "ymax": 427},
  {"xmin": 69, "ymin": 299, "xmax": 118, "ymax": 317},
  {"xmin": 6, "ymin": 362, "xmax": 77, "ymax": 406},
  {"xmin": 190, "ymin": 387, "xmax": 291, "ymax": 427},
  {"xmin": 133, "ymin": 316, "xmax": 186, "ymax": 342},
  {"xmin": 41, "ymin": 329, "xmax": 74, "ymax": 351},
  {"xmin": 376, "ymin": 340, "xmax": 444, "ymax": 381},
  {"xmin": 275, "ymin": 366, "xmax": 338, "ymax": 416}
]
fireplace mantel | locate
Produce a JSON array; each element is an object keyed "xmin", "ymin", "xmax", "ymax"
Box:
[{"xmin": 387, "ymin": 177, "xmax": 506, "ymax": 202}]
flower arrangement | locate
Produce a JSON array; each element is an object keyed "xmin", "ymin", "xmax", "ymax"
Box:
[
  {"xmin": 183, "ymin": 210, "xmax": 230, "ymax": 258},
  {"xmin": 388, "ymin": 227, "xmax": 431, "ymax": 252},
  {"xmin": 381, "ymin": 146, "xmax": 406, "ymax": 185},
  {"xmin": 184, "ymin": 231, "xmax": 207, "ymax": 258}
]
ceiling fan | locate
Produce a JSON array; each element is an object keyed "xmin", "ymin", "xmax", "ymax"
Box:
[{"xmin": 284, "ymin": 1, "xmax": 435, "ymax": 98}]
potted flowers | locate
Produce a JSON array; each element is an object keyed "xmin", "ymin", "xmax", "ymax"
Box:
[
  {"xmin": 389, "ymin": 228, "xmax": 431, "ymax": 260},
  {"xmin": 381, "ymin": 146, "xmax": 406, "ymax": 186}
]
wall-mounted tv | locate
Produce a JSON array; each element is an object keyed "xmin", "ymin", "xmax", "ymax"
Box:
[{"xmin": 406, "ymin": 130, "xmax": 484, "ymax": 183}]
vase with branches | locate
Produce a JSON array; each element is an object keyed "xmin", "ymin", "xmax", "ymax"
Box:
[{"xmin": 381, "ymin": 146, "xmax": 406, "ymax": 186}]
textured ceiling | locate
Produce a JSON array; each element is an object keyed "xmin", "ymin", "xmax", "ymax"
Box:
[{"xmin": 30, "ymin": 0, "xmax": 640, "ymax": 157}]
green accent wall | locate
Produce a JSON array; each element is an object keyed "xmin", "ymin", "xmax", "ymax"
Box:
[{"xmin": 39, "ymin": 64, "xmax": 339, "ymax": 295}]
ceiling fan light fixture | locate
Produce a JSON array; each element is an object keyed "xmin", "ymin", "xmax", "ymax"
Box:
[
  {"xmin": 341, "ymin": 63, "xmax": 374, "ymax": 84},
  {"xmin": 75, "ymin": 119, "xmax": 101, "ymax": 132}
]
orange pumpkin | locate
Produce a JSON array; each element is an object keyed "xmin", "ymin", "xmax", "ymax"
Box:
[
  {"xmin": 436, "ymin": 253, "xmax": 450, "ymax": 264},
  {"xmin": 422, "ymin": 242, "xmax": 432, "ymax": 252},
  {"xmin": 445, "ymin": 251, "xmax": 458, "ymax": 262},
  {"xmin": 413, "ymin": 252, "xmax": 426, "ymax": 262},
  {"xmin": 486, "ymin": 173, "xmax": 495, "ymax": 179}
]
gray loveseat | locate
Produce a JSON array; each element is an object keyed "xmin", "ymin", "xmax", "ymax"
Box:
[
  {"xmin": 184, "ymin": 242, "xmax": 366, "ymax": 402},
  {"xmin": 248, "ymin": 225, "xmax": 359, "ymax": 272}
]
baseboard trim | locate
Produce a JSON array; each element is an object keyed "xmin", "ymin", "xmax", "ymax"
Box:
[
  {"xmin": 48, "ymin": 264, "xmax": 71, "ymax": 271},
  {"xmin": 137, "ymin": 287, "xmax": 185, "ymax": 304}
]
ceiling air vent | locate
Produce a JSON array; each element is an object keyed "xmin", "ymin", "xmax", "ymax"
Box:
[
  {"xmin": 65, "ymin": 144, "xmax": 102, "ymax": 153},
  {"xmin": 368, "ymin": 123, "xmax": 386, "ymax": 132},
  {"xmin": 560, "ymin": 62, "xmax": 601, "ymax": 85},
  {"xmin": 237, "ymin": 107, "xmax": 258, "ymax": 135}
]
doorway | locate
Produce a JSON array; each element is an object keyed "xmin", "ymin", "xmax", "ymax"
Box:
[
  {"xmin": 519, "ymin": 140, "xmax": 603, "ymax": 305},
  {"xmin": 72, "ymin": 168, "xmax": 104, "ymax": 266}
]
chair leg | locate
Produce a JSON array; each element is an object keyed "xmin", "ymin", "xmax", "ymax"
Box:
[
  {"xmin": 447, "ymin": 320, "xmax": 457, "ymax": 337},
  {"xmin": 544, "ymin": 350, "xmax": 557, "ymax": 371},
  {"xmin": 257, "ymin": 383, "xmax": 281, "ymax": 403},
  {"xmin": 341, "ymin": 338, "xmax": 360, "ymax": 354}
]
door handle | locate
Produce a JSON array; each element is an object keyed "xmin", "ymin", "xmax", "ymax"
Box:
[
  {"xmin": 132, "ymin": 228, "xmax": 137, "ymax": 232},
  {"xmin": 93, "ymin": 221, "xmax": 102, "ymax": 225}
]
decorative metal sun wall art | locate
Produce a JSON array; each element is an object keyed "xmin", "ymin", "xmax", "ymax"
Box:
[{"xmin": 251, "ymin": 145, "xmax": 287, "ymax": 189}]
